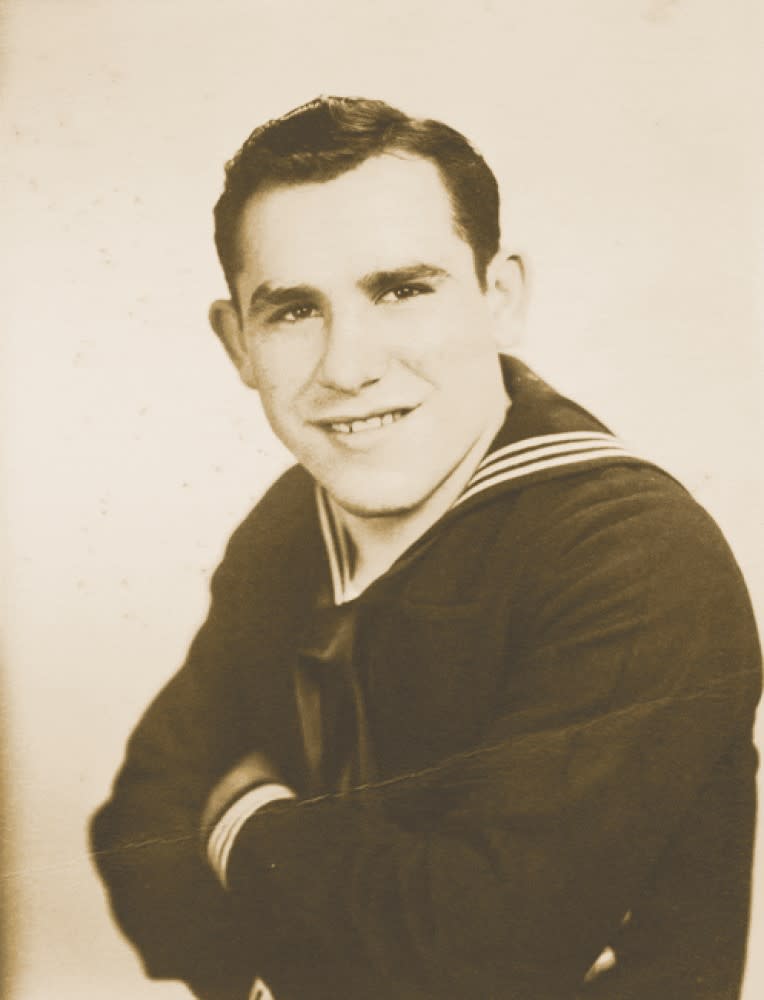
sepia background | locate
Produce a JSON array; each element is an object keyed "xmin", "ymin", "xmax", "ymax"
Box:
[{"xmin": 2, "ymin": 1, "xmax": 762, "ymax": 997}]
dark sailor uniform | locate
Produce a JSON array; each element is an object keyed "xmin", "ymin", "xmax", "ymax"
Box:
[{"xmin": 91, "ymin": 357, "xmax": 761, "ymax": 999}]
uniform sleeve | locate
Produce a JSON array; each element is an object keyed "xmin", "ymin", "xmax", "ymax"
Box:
[
  {"xmin": 89, "ymin": 495, "xmax": 303, "ymax": 1000},
  {"xmin": 89, "ymin": 566, "xmax": 256, "ymax": 998},
  {"xmin": 222, "ymin": 480, "xmax": 762, "ymax": 999}
]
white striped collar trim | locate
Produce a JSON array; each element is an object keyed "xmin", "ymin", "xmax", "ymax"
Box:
[
  {"xmin": 455, "ymin": 431, "xmax": 636, "ymax": 509},
  {"xmin": 473, "ymin": 430, "xmax": 617, "ymax": 472},
  {"xmin": 316, "ymin": 484, "xmax": 357, "ymax": 606},
  {"xmin": 316, "ymin": 430, "xmax": 639, "ymax": 603}
]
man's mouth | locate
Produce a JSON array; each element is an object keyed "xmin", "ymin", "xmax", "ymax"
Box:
[{"xmin": 323, "ymin": 408, "xmax": 413, "ymax": 435}]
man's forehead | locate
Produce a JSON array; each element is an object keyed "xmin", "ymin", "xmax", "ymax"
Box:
[{"xmin": 233, "ymin": 153, "xmax": 466, "ymax": 285}]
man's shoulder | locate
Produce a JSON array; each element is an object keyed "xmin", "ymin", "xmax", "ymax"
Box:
[
  {"xmin": 517, "ymin": 458, "xmax": 728, "ymax": 560},
  {"xmin": 411, "ymin": 454, "xmax": 748, "ymax": 618},
  {"xmin": 492, "ymin": 461, "xmax": 758, "ymax": 652},
  {"xmin": 486, "ymin": 457, "xmax": 741, "ymax": 589}
]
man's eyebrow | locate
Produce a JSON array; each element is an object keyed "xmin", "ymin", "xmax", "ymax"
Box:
[
  {"xmin": 247, "ymin": 264, "xmax": 449, "ymax": 316},
  {"xmin": 358, "ymin": 264, "xmax": 449, "ymax": 297},
  {"xmin": 248, "ymin": 282, "xmax": 319, "ymax": 316}
]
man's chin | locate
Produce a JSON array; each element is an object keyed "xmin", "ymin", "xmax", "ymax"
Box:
[
  {"xmin": 320, "ymin": 475, "xmax": 438, "ymax": 521},
  {"xmin": 328, "ymin": 492, "xmax": 423, "ymax": 521},
  {"xmin": 314, "ymin": 459, "xmax": 472, "ymax": 524}
]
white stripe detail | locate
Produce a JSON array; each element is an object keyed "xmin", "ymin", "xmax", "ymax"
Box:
[
  {"xmin": 249, "ymin": 978, "xmax": 276, "ymax": 1000},
  {"xmin": 207, "ymin": 783, "xmax": 296, "ymax": 889},
  {"xmin": 584, "ymin": 946, "xmax": 618, "ymax": 983},
  {"xmin": 316, "ymin": 485, "xmax": 361, "ymax": 605},
  {"xmin": 469, "ymin": 437, "xmax": 625, "ymax": 486},
  {"xmin": 334, "ymin": 503, "xmax": 354, "ymax": 600},
  {"xmin": 315, "ymin": 485, "xmax": 346, "ymax": 605},
  {"xmin": 473, "ymin": 430, "xmax": 618, "ymax": 473},
  {"xmin": 456, "ymin": 446, "xmax": 635, "ymax": 508}
]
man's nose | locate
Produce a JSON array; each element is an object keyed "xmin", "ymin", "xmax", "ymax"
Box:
[{"xmin": 316, "ymin": 311, "xmax": 386, "ymax": 394}]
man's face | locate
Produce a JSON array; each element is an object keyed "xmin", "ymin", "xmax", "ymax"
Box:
[{"xmin": 221, "ymin": 153, "xmax": 508, "ymax": 518}]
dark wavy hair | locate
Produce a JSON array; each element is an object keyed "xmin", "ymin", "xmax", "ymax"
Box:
[{"xmin": 213, "ymin": 96, "xmax": 501, "ymax": 302}]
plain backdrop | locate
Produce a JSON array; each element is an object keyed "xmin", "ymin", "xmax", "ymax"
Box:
[{"xmin": 2, "ymin": 1, "xmax": 762, "ymax": 997}]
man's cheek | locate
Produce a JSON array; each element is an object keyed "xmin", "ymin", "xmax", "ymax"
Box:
[
  {"xmin": 403, "ymin": 327, "xmax": 489, "ymax": 370},
  {"xmin": 393, "ymin": 315, "xmax": 464, "ymax": 364}
]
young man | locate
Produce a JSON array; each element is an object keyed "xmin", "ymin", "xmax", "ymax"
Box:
[{"xmin": 91, "ymin": 97, "xmax": 761, "ymax": 1000}]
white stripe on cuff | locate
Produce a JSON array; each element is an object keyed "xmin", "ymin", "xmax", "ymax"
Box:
[{"xmin": 206, "ymin": 782, "xmax": 296, "ymax": 889}]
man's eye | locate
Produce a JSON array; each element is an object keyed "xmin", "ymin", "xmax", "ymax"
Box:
[
  {"xmin": 270, "ymin": 304, "xmax": 320, "ymax": 324},
  {"xmin": 379, "ymin": 284, "xmax": 432, "ymax": 304}
]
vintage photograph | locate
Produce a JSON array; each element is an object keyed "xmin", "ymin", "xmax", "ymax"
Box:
[{"xmin": 3, "ymin": 2, "xmax": 762, "ymax": 998}]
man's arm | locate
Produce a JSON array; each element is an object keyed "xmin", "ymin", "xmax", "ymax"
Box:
[
  {"xmin": 89, "ymin": 468, "xmax": 318, "ymax": 999},
  {"xmin": 203, "ymin": 481, "xmax": 762, "ymax": 999},
  {"xmin": 90, "ymin": 580, "xmax": 264, "ymax": 999}
]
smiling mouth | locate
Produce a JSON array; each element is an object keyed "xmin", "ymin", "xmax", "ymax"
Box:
[{"xmin": 322, "ymin": 408, "xmax": 414, "ymax": 435}]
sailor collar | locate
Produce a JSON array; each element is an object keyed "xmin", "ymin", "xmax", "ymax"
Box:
[{"xmin": 316, "ymin": 355, "xmax": 645, "ymax": 605}]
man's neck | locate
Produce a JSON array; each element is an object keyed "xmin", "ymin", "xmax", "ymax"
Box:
[{"xmin": 327, "ymin": 386, "xmax": 511, "ymax": 600}]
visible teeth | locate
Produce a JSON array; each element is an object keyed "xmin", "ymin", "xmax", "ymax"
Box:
[
  {"xmin": 351, "ymin": 415, "xmax": 382, "ymax": 433},
  {"xmin": 330, "ymin": 410, "xmax": 406, "ymax": 434}
]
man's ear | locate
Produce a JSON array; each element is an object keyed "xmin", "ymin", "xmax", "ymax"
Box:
[
  {"xmin": 484, "ymin": 252, "xmax": 529, "ymax": 352},
  {"xmin": 209, "ymin": 300, "xmax": 258, "ymax": 389}
]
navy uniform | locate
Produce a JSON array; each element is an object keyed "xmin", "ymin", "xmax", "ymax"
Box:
[{"xmin": 91, "ymin": 357, "xmax": 761, "ymax": 999}]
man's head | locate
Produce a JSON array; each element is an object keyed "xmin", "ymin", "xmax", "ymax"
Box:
[
  {"xmin": 213, "ymin": 96, "xmax": 501, "ymax": 304},
  {"xmin": 210, "ymin": 97, "xmax": 525, "ymax": 522}
]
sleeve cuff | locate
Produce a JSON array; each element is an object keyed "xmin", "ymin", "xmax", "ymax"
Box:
[{"xmin": 206, "ymin": 782, "xmax": 296, "ymax": 888}]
